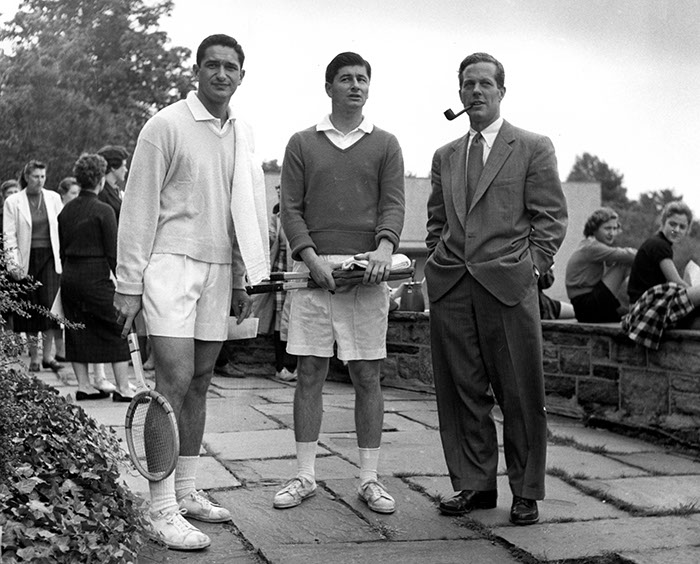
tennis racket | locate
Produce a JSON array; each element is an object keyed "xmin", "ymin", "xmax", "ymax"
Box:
[
  {"xmin": 246, "ymin": 267, "xmax": 415, "ymax": 294},
  {"xmin": 124, "ymin": 331, "xmax": 180, "ymax": 481}
]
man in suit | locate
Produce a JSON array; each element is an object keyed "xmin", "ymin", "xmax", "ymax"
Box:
[{"xmin": 425, "ymin": 52, "xmax": 567, "ymax": 525}]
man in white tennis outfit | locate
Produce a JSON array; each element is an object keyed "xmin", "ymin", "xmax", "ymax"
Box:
[{"xmin": 114, "ymin": 34, "xmax": 269, "ymax": 551}]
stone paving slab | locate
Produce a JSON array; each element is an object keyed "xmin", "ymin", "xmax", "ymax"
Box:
[
  {"xmin": 320, "ymin": 430, "xmax": 449, "ymax": 476},
  {"xmin": 204, "ymin": 429, "xmax": 331, "ymax": 460},
  {"xmin": 583, "ymin": 475, "xmax": 700, "ymax": 512},
  {"xmin": 608, "ymin": 451, "xmax": 700, "ymax": 475},
  {"xmin": 407, "ymin": 474, "xmax": 626, "ymax": 526},
  {"xmin": 260, "ymin": 539, "xmax": 520, "ymax": 564},
  {"xmin": 79, "ymin": 401, "xmax": 130, "ymax": 427},
  {"xmin": 546, "ymin": 445, "xmax": 649, "ymax": 479},
  {"xmin": 548, "ymin": 423, "xmax": 665, "ymax": 453},
  {"xmin": 217, "ymin": 485, "xmax": 383, "ymax": 548},
  {"xmin": 384, "ymin": 400, "xmax": 438, "ymax": 412},
  {"xmin": 381, "ymin": 388, "xmax": 438, "ymax": 402},
  {"xmin": 138, "ymin": 521, "xmax": 256, "ymax": 563},
  {"xmin": 493, "ymin": 515, "xmax": 700, "ymax": 561},
  {"xmin": 224, "ymin": 455, "xmax": 359, "ymax": 484},
  {"xmin": 323, "ymin": 476, "xmax": 480, "ymax": 541},
  {"xmin": 210, "ymin": 376, "xmax": 282, "ymax": 391},
  {"xmin": 204, "ymin": 402, "xmax": 283, "ymax": 433},
  {"xmin": 252, "ymin": 402, "xmax": 347, "ymax": 417},
  {"xmin": 618, "ymin": 546, "xmax": 700, "ymax": 564},
  {"xmin": 389, "ymin": 408, "xmax": 439, "ymax": 429}
]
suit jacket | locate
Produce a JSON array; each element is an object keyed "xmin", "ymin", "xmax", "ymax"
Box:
[
  {"xmin": 98, "ymin": 180, "xmax": 121, "ymax": 222},
  {"xmin": 425, "ymin": 120, "xmax": 567, "ymax": 305},
  {"xmin": 3, "ymin": 189, "xmax": 63, "ymax": 276}
]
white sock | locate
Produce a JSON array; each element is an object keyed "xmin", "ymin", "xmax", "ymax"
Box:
[
  {"xmin": 174, "ymin": 456, "xmax": 199, "ymax": 502},
  {"xmin": 149, "ymin": 473, "xmax": 178, "ymax": 516},
  {"xmin": 359, "ymin": 447, "xmax": 380, "ymax": 485},
  {"xmin": 296, "ymin": 441, "xmax": 317, "ymax": 483}
]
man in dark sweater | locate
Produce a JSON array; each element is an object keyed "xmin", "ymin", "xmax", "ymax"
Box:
[{"xmin": 277, "ymin": 52, "xmax": 405, "ymax": 514}]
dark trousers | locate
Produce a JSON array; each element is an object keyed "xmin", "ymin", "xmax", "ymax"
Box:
[{"xmin": 429, "ymin": 271, "xmax": 547, "ymax": 500}]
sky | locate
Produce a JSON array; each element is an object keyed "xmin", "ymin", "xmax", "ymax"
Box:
[{"xmin": 2, "ymin": 0, "xmax": 700, "ymax": 213}]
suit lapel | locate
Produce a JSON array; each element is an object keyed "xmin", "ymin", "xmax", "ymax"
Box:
[
  {"xmin": 469, "ymin": 121, "xmax": 515, "ymax": 211},
  {"xmin": 448, "ymin": 135, "xmax": 469, "ymax": 230}
]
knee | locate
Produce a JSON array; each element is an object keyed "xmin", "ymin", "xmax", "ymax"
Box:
[{"xmin": 349, "ymin": 362, "xmax": 381, "ymax": 393}]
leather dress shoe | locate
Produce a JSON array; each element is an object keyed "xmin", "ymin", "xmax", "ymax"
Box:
[
  {"xmin": 75, "ymin": 390, "xmax": 110, "ymax": 401},
  {"xmin": 112, "ymin": 391, "xmax": 134, "ymax": 403},
  {"xmin": 438, "ymin": 489, "xmax": 497, "ymax": 516},
  {"xmin": 42, "ymin": 359, "xmax": 64, "ymax": 372},
  {"xmin": 510, "ymin": 496, "xmax": 539, "ymax": 525}
]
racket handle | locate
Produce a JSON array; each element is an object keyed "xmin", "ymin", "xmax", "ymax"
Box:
[{"xmin": 127, "ymin": 331, "xmax": 148, "ymax": 389}]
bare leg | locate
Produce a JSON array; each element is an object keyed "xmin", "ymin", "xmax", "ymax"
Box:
[
  {"xmin": 41, "ymin": 328, "xmax": 62, "ymax": 363},
  {"xmin": 72, "ymin": 362, "xmax": 93, "ymax": 393},
  {"xmin": 293, "ymin": 355, "xmax": 329, "ymax": 442},
  {"xmin": 347, "ymin": 360, "xmax": 383, "ymax": 448},
  {"xmin": 149, "ymin": 336, "xmax": 222, "ymax": 455},
  {"xmin": 111, "ymin": 361, "xmax": 132, "ymax": 397}
]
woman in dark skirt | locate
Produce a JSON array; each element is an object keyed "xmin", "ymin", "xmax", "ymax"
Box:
[
  {"xmin": 3, "ymin": 161, "xmax": 64, "ymax": 371},
  {"xmin": 58, "ymin": 154, "xmax": 133, "ymax": 402}
]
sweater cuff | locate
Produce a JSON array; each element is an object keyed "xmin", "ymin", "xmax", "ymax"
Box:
[
  {"xmin": 116, "ymin": 280, "xmax": 143, "ymax": 295},
  {"xmin": 375, "ymin": 230, "xmax": 400, "ymax": 252}
]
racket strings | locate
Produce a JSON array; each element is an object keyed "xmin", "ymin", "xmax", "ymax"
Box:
[{"xmin": 130, "ymin": 397, "xmax": 177, "ymax": 478}]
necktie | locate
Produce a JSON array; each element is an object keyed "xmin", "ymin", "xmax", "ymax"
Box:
[{"xmin": 466, "ymin": 132, "xmax": 483, "ymax": 207}]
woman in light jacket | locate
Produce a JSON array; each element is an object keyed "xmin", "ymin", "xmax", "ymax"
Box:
[{"xmin": 3, "ymin": 160, "xmax": 63, "ymax": 372}]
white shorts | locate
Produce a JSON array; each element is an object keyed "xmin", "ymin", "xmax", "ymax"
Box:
[
  {"xmin": 286, "ymin": 256, "xmax": 390, "ymax": 362},
  {"xmin": 142, "ymin": 253, "xmax": 231, "ymax": 341}
]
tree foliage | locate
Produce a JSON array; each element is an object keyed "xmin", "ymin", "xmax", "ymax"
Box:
[
  {"xmin": 0, "ymin": 0, "xmax": 193, "ymax": 188},
  {"xmin": 566, "ymin": 152, "xmax": 627, "ymax": 206}
]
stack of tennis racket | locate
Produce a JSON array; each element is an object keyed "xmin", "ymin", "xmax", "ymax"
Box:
[{"xmin": 246, "ymin": 254, "xmax": 415, "ymax": 294}]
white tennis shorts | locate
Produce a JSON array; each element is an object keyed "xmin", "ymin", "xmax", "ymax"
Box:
[
  {"xmin": 286, "ymin": 256, "xmax": 390, "ymax": 361},
  {"xmin": 142, "ymin": 253, "xmax": 231, "ymax": 341}
]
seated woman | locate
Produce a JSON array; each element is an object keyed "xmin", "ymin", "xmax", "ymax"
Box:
[
  {"xmin": 565, "ymin": 208, "xmax": 636, "ymax": 322},
  {"xmin": 623, "ymin": 201, "xmax": 700, "ymax": 349}
]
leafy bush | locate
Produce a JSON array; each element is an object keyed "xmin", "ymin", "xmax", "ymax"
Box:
[
  {"xmin": 0, "ymin": 368, "xmax": 149, "ymax": 563},
  {"xmin": 0, "ymin": 245, "xmax": 149, "ymax": 562}
]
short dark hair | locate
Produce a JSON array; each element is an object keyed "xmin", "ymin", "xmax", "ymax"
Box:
[
  {"xmin": 458, "ymin": 52, "xmax": 505, "ymax": 89},
  {"xmin": 97, "ymin": 145, "xmax": 129, "ymax": 173},
  {"xmin": 20, "ymin": 160, "xmax": 46, "ymax": 188},
  {"xmin": 57, "ymin": 177, "xmax": 79, "ymax": 196},
  {"xmin": 73, "ymin": 154, "xmax": 107, "ymax": 190},
  {"xmin": 583, "ymin": 207, "xmax": 619, "ymax": 237},
  {"xmin": 196, "ymin": 34, "xmax": 245, "ymax": 68},
  {"xmin": 325, "ymin": 52, "xmax": 371, "ymax": 84}
]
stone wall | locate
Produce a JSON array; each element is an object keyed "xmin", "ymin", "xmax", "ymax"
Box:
[{"xmin": 382, "ymin": 312, "xmax": 700, "ymax": 436}]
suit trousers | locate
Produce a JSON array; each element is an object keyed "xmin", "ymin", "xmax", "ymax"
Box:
[{"xmin": 429, "ymin": 270, "xmax": 547, "ymax": 500}]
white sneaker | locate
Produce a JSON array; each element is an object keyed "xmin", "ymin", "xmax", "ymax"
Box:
[
  {"xmin": 358, "ymin": 480, "xmax": 395, "ymax": 514},
  {"xmin": 275, "ymin": 368, "xmax": 297, "ymax": 382},
  {"xmin": 149, "ymin": 509, "xmax": 211, "ymax": 551},
  {"xmin": 178, "ymin": 490, "xmax": 231, "ymax": 523},
  {"xmin": 273, "ymin": 476, "xmax": 316, "ymax": 509}
]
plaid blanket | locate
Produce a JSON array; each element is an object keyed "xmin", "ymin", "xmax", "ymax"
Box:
[{"xmin": 621, "ymin": 282, "xmax": 695, "ymax": 349}]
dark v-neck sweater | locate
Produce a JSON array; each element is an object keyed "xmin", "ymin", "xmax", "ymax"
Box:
[{"xmin": 280, "ymin": 126, "xmax": 405, "ymax": 260}]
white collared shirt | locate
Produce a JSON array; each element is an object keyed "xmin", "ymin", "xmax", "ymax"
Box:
[
  {"xmin": 317, "ymin": 114, "xmax": 374, "ymax": 149},
  {"xmin": 467, "ymin": 116, "xmax": 504, "ymax": 166},
  {"xmin": 186, "ymin": 91, "xmax": 235, "ymax": 135}
]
